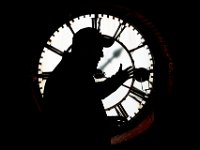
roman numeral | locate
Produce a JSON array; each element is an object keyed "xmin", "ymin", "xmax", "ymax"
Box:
[
  {"xmin": 129, "ymin": 86, "xmax": 149, "ymax": 99},
  {"xmin": 92, "ymin": 14, "xmax": 102, "ymax": 31},
  {"xmin": 113, "ymin": 23, "xmax": 126, "ymax": 40},
  {"xmin": 66, "ymin": 21, "xmax": 75, "ymax": 35},
  {"xmin": 122, "ymin": 84, "xmax": 149, "ymax": 99},
  {"xmin": 45, "ymin": 44, "xmax": 63, "ymax": 56},
  {"xmin": 37, "ymin": 72, "xmax": 51, "ymax": 79},
  {"xmin": 115, "ymin": 103, "xmax": 129, "ymax": 118},
  {"xmin": 129, "ymin": 42, "xmax": 146, "ymax": 53}
]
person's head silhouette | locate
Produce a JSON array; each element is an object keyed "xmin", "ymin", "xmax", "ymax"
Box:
[
  {"xmin": 72, "ymin": 27, "xmax": 114, "ymax": 50},
  {"xmin": 68, "ymin": 27, "xmax": 114, "ymax": 73}
]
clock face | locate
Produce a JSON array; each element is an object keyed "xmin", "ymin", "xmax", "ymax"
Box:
[
  {"xmin": 38, "ymin": 13, "xmax": 154, "ymax": 132},
  {"xmin": 32, "ymin": 6, "xmax": 174, "ymax": 145}
]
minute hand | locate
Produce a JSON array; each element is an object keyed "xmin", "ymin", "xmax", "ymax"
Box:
[{"xmin": 99, "ymin": 48, "xmax": 122, "ymax": 70}]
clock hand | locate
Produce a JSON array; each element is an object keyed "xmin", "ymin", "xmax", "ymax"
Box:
[{"xmin": 98, "ymin": 47, "xmax": 123, "ymax": 70}]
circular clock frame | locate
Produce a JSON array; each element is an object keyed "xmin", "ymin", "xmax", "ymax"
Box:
[{"xmin": 31, "ymin": 4, "xmax": 174, "ymax": 145}]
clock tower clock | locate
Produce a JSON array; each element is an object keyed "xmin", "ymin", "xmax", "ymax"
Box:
[{"xmin": 31, "ymin": 3, "xmax": 174, "ymax": 145}]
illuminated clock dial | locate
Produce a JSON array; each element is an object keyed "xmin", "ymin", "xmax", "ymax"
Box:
[
  {"xmin": 32, "ymin": 6, "xmax": 173, "ymax": 144},
  {"xmin": 38, "ymin": 13, "xmax": 154, "ymax": 130}
]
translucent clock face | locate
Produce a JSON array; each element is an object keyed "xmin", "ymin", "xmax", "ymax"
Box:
[{"xmin": 38, "ymin": 14, "xmax": 154, "ymax": 124}]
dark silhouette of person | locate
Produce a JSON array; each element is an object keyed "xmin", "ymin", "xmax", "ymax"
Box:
[{"xmin": 42, "ymin": 27, "xmax": 134, "ymax": 149}]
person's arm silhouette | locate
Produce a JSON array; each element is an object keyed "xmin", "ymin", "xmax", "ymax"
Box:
[{"xmin": 95, "ymin": 63, "xmax": 134, "ymax": 99}]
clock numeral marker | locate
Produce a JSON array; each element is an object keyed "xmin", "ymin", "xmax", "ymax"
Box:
[
  {"xmin": 92, "ymin": 15, "xmax": 102, "ymax": 31},
  {"xmin": 115, "ymin": 104, "xmax": 129, "ymax": 119},
  {"xmin": 66, "ymin": 21, "xmax": 75, "ymax": 35},
  {"xmin": 113, "ymin": 23, "xmax": 126, "ymax": 40},
  {"xmin": 38, "ymin": 72, "xmax": 51, "ymax": 79},
  {"xmin": 122, "ymin": 84, "xmax": 149, "ymax": 99},
  {"xmin": 129, "ymin": 42, "xmax": 146, "ymax": 53},
  {"xmin": 45, "ymin": 44, "xmax": 63, "ymax": 56},
  {"xmin": 128, "ymin": 92, "xmax": 143, "ymax": 104},
  {"xmin": 129, "ymin": 86, "xmax": 149, "ymax": 99}
]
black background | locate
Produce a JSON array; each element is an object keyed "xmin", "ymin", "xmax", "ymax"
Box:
[{"xmin": 2, "ymin": 0, "xmax": 198, "ymax": 148}]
